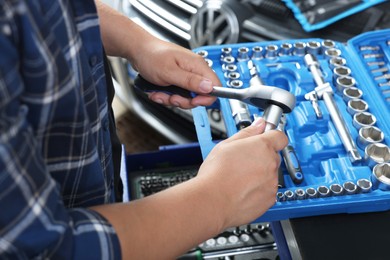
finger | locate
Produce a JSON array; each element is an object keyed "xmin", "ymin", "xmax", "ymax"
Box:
[
  {"xmin": 223, "ymin": 118, "xmax": 266, "ymax": 144},
  {"xmin": 167, "ymin": 55, "xmax": 222, "ymax": 95},
  {"xmin": 262, "ymin": 130, "xmax": 288, "ymax": 151},
  {"xmin": 191, "ymin": 95, "xmax": 217, "ymax": 107}
]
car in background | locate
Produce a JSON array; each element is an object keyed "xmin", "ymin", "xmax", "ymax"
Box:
[{"xmin": 107, "ymin": 0, "xmax": 390, "ymax": 144}]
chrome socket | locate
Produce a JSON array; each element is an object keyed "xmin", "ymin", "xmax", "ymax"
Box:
[
  {"xmin": 324, "ymin": 48, "xmax": 341, "ymax": 58},
  {"xmin": 364, "ymin": 143, "xmax": 390, "ymax": 168},
  {"xmin": 221, "ymin": 47, "xmax": 232, "ymax": 58},
  {"xmin": 330, "ymin": 183, "xmax": 344, "ymax": 196},
  {"xmin": 251, "ymin": 46, "xmax": 263, "ymax": 59},
  {"xmin": 329, "ymin": 57, "xmax": 347, "ymax": 70},
  {"xmin": 353, "ymin": 112, "xmax": 376, "ymax": 130},
  {"xmin": 343, "ymin": 87, "xmax": 363, "ymax": 102},
  {"xmin": 276, "ymin": 191, "xmax": 286, "ymax": 202},
  {"xmin": 333, "ymin": 66, "xmax": 351, "ymax": 82},
  {"xmin": 343, "ymin": 181, "xmax": 357, "ymax": 195},
  {"xmin": 237, "ymin": 47, "xmax": 249, "ymax": 61},
  {"xmin": 196, "ymin": 50, "xmax": 208, "ymax": 58},
  {"xmin": 321, "ymin": 39, "xmax": 336, "ymax": 50},
  {"xmin": 306, "ymin": 187, "xmax": 318, "ymax": 198},
  {"xmin": 229, "ymin": 80, "xmax": 243, "ymax": 89},
  {"xmin": 347, "ymin": 98, "xmax": 368, "ymax": 115},
  {"xmin": 295, "ymin": 189, "xmax": 306, "ymax": 200},
  {"xmin": 357, "ymin": 178, "xmax": 372, "ymax": 193},
  {"xmin": 279, "ymin": 42, "xmax": 293, "ymax": 56},
  {"xmin": 284, "ymin": 190, "xmax": 295, "ymax": 201},
  {"xmin": 293, "ymin": 42, "xmax": 306, "ymax": 56},
  {"xmin": 336, "ymin": 76, "xmax": 356, "ymax": 93},
  {"xmin": 265, "ymin": 44, "xmax": 279, "ymax": 59},
  {"xmin": 317, "ymin": 185, "xmax": 330, "ymax": 197},
  {"xmin": 357, "ymin": 126, "xmax": 384, "ymax": 150},
  {"xmin": 222, "ymin": 64, "xmax": 238, "ymax": 72},
  {"xmin": 221, "ymin": 56, "xmax": 235, "ymax": 65},
  {"xmin": 371, "ymin": 163, "xmax": 390, "ymax": 191},
  {"xmin": 306, "ymin": 41, "xmax": 321, "ymax": 55},
  {"xmin": 205, "ymin": 58, "xmax": 213, "ymax": 67}
]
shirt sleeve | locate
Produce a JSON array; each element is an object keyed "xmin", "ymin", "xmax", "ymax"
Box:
[{"xmin": 0, "ymin": 6, "xmax": 121, "ymax": 260}]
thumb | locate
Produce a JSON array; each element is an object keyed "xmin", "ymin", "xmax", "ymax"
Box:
[{"xmin": 224, "ymin": 118, "xmax": 266, "ymax": 143}]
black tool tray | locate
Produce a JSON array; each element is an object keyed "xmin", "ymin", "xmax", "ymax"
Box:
[{"xmin": 192, "ymin": 29, "xmax": 390, "ymax": 222}]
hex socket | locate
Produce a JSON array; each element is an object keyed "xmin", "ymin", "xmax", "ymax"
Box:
[
  {"xmin": 222, "ymin": 64, "xmax": 237, "ymax": 72},
  {"xmin": 196, "ymin": 50, "xmax": 208, "ymax": 58},
  {"xmin": 307, "ymin": 41, "xmax": 321, "ymax": 55},
  {"xmin": 333, "ymin": 66, "xmax": 351, "ymax": 82},
  {"xmin": 265, "ymin": 45, "xmax": 278, "ymax": 59},
  {"xmin": 317, "ymin": 185, "xmax": 330, "ymax": 197},
  {"xmin": 371, "ymin": 163, "xmax": 390, "ymax": 191},
  {"xmin": 343, "ymin": 87, "xmax": 363, "ymax": 102},
  {"xmin": 324, "ymin": 48, "xmax": 341, "ymax": 58},
  {"xmin": 306, "ymin": 187, "xmax": 318, "ymax": 198},
  {"xmin": 357, "ymin": 178, "xmax": 372, "ymax": 193},
  {"xmin": 347, "ymin": 98, "xmax": 368, "ymax": 115},
  {"xmin": 357, "ymin": 126, "xmax": 384, "ymax": 150},
  {"xmin": 336, "ymin": 76, "xmax": 356, "ymax": 93},
  {"xmin": 293, "ymin": 42, "xmax": 306, "ymax": 56},
  {"xmin": 330, "ymin": 183, "xmax": 344, "ymax": 196},
  {"xmin": 221, "ymin": 47, "xmax": 232, "ymax": 58},
  {"xmin": 295, "ymin": 189, "xmax": 306, "ymax": 200},
  {"xmin": 276, "ymin": 191, "xmax": 286, "ymax": 202},
  {"xmin": 322, "ymin": 39, "xmax": 336, "ymax": 49},
  {"xmin": 329, "ymin": 56, "xmax": 347, "ymax": 70},
  {"xmin": 237, "ymin": 47, "xmax": 249, "ymax": 61},
  {"xmin": 251, "ymin": 46, "xmax": 263, "ymax": 59},
  {"xmin": 222, "ymin": 56, "xmax": 235, "ymax": 65},
  {"xmin": 343, "ymin": 181, "xmax": 357, "ymax": 195},
  {"xmin": 229, "ymin": 80, "xmax": 243, "ymax": 89},
  {"xmin": 279, "ymin": 42, "xmax": 293, "ymax": 56},
  {"xmin": 364, "ymin": 143, "xmax": 390, "ymax": 168},
  {"xmin": 284, "ymin": 190, "xmax": 295, "ymax": 201},
  {"xmin": 353, "ymin": 112, "xmax": 376, "ymax": 129}
]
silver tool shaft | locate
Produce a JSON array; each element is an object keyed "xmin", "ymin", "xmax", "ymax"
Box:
[{"xmin": 304, "ymin": 54, "xmax": 362, "ymax": 163}]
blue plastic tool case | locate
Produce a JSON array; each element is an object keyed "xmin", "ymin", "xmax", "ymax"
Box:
[
  {"xmin": 191, "ymin": 29, "xmax": 390, "ymax": 222},
  {"xmin": 282, "ymin": 0, "xmax": 386, "ymax": 32}
]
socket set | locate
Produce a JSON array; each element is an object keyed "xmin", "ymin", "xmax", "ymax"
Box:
[
  {"xmin": 192, "ymin": 29, "xmax": 390, "ymax": 221},
  {"xmin": 283, "ymin": 0, "xmax": 385, "ymax": 31}
]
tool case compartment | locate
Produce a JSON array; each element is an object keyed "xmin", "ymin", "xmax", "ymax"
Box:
[{"xmin": 191, "ymin": 29, "xmax": 390, "ymax": 222}]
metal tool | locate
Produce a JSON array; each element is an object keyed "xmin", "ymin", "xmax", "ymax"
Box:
[
  {"xmin": 372, "ymin": 163, "xmax": 390, "ymax": 191},
  {"xmin": 317, "ymin": 185, "xmax": 330, "ymax": 197},
  {"xmin": 356, "ymin": 178, "xmax": 372, "ymax": 193},
  {"xmin": 247, "ymin": 60, "xmax": 296, "ymax": 131},
  {"xmin": 343, "ymin": 87, "xmax": 362, "ymax": 102},
  {"xmin": 278, "ymin": 114, "xmax": 304, "ymax": 184},
  {"xmin": 347, "ymin": 98, "xmax": 368, "ymax": 115},
  {"xmin": 329, "ymin": 183, "xmax": 344, "ymax": 196},
  {"xmin": 134, "ymin": 72, "xmax": 296, "ymax": 132},
  {"xmin": 295, "ymin": 189, "xmax": 306, "ymax": 200},
  {"xmin": 343, "ymin": 181, "xmax": 357, "ymax": 195},
  {"xmin": 229, "ymin": 99, "xmax": 252, "ymax": 130},
  {"xmin": 336, "ymin": 76, "xmax": 356, "ymax": 93},
  {"xmin": 251, "ymin": 46, "xmax": 263, "ymax": 60},
  {"xmin": 357, "ymin": 126, "xmax": 384, "ymax": 150},
  {"xmin": 364, "ymin": 143, "xmax": 390, "ymax": 168},
  {"xmin": 306, "ymin": 187, "xmax": 318, "ymax": 198},
  {"xmin": 304, "ymin": 53, "xmax": 362, "ymax": 163},
  {"xmin": 353, "ymin": 112, "xmax": 376, "ymax": 130}
]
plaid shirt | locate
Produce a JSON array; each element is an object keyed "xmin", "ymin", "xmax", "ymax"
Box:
[{"xmin": 0, "ymin": 0, "xmax": 121, "ymax": 258}]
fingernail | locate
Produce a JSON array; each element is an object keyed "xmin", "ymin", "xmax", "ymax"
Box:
[
  {"xmin": 172, "ymin": 102, "xmax": 180, "ymax": 107},
  {"xmin": 251, "ymin": 118, "xmax": 265, "ymax": 127},
  {"xmin": 154, "ymin": 98, "xmax": 163, "ymax": 104},
  {"xmin": 199, "ymin": 79, "xmax": 213, "ymax": 93}
]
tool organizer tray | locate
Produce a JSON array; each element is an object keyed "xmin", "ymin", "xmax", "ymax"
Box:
[{"xmin": 191, "ymin": 29, "xmax": 390, "ymax": 222}]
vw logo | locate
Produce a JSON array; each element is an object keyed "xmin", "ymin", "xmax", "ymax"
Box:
[{"xmin": 189, "ymin": 0, "xmax": 240, "ymax": 49}]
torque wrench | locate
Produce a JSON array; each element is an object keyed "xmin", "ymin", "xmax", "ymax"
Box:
[
  {"xmin": 278, "ymin": 114, "xmax": 304, "ymax": 184},
  {"xmin": 304, "ymin": 54, "xmax": 362, "ymax": 163}
]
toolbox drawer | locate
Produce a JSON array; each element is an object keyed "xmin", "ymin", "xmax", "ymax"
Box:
[{"xmin": 192, "ymin": 29, "xmax": 390, "ymax": 222}]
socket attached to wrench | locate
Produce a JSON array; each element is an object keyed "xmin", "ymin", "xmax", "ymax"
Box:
[
  {"xmin": 133, "ymin": 66, "xmax": 296, "ymax": 133},
  {"xmin": 304, "ymin": 54, "xmax": 362, "ymax": 163}
]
